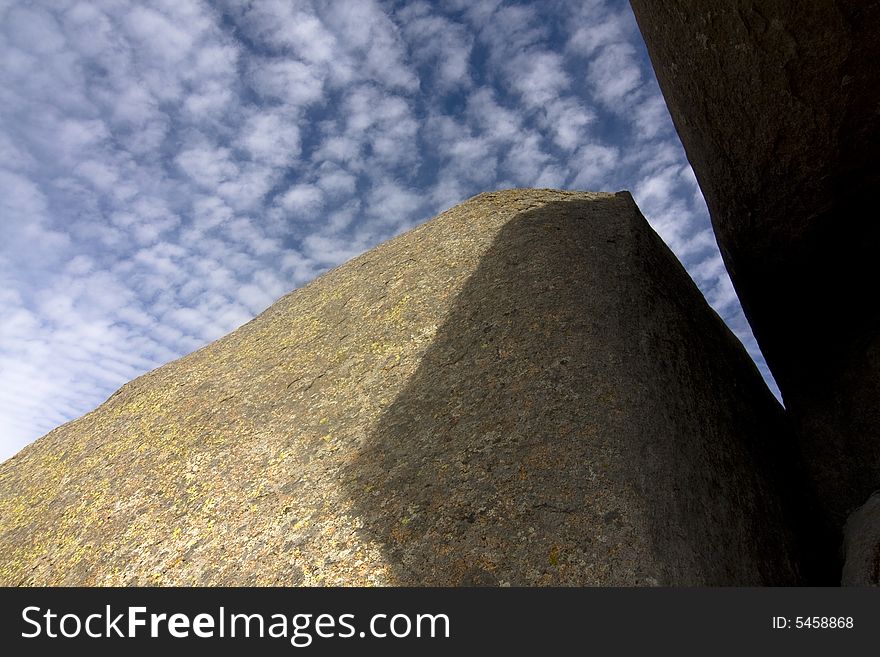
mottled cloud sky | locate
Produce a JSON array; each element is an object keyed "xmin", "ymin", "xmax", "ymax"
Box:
[{"xmin": 0, "ymin": 0, "xmax": 778, "ymax": 462}]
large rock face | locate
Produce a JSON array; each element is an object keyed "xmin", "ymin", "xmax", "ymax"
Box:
[
  {"xmin": 0, "ymin": 190, "xmax": 805, "ymax": 585},
  {"xmin": 841, "ymin": 491, "xmax": 880, "ymax": 586},
  {"xmin": 629, "ymin": 1, "xmax": 880, "ymax": 544}
]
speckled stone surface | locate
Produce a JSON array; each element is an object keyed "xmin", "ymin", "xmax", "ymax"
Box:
[
  {"xmin": 841, "ymin": 491, "xmax": 880, "ymax": 586},
  {"xmin": 629, "ymin": 1, "xmax": 880, "ymax": 549},
  {"xmin": 0, "ymin": 189, "xmax": 803, "ymax": 585}
]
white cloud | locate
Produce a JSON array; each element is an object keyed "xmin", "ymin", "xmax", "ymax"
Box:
[
  {"xmin": 183, "ymin": 80, "xmax": 236, "ymax": 117},
  {"xmin": 567, "ymin": 8, "xmax": 630, "ymax": 57},
  {"xmin": 56, "ymin": 118, "xmax": 110, "ymax": 160},
  {"xmin": 249, "ymin": 57, "xmax": 325, "ymax": 108},
  {"xmin": 217, "ymin": 163, "xmax": 278, "ymax": 211},
  {"xmin": 316, "ymin": 163, "xmax": 357, "ymax": 197},
  {"xmin": 236, "ymin": 283, "xmax": 276, "ymax": 315},
  {"xmin": 398, "ymin": 2, "xmax": 473, "ymax": 90},
  {"xmin": 503, "ymin": 133, "xmax": 554, "ymax": 185},
  {"xmin": 4, "ymin": 5, "xmax": 67, "ymax": 55},
  {"xmin": 223, "ymin": 217, "xmax": 280, "ymax": 257},
  {"xmin": 123, "ymin": 6, "xmax": 196, "ymax": 65},
  {"xmin": 320, "ymin": 0, "xmax": 418, "ymax": 90},
  {"xmin": 633, "ymin": 92, "xmax": 671, "ymax": 140},
  {"xmin": 570, "ymin": 143, "xmax": 620, "ymax": 189},
  {"xmin": 279, "ymin": 183, "xmax": 325, "ymax": 216},
  {"xmin": 367, "ymin": 179, "xmax": 423, "ymax": 224},
  {"xmin": 588, "ymin": 41, "xmax": 643, "ymax": 107},
  {"xmin": 543, "ymin": 98, "xmax": 595, "ymax": 151},
  {"xmin": 465, "ymin": 88, "xmax": 522, "ymax": 142},
  {"xmin": 509, "ymin": 51, "xmax": 571, "ymax": 107},
  {"xmin": 224, "ymin": 0, "xmax": 338, "ymax": 64},
  {"xmin": 176, "ymin": 145, "xmax": 238, "ymax": 188},
  {"xmin": 75, "ymin": 160, "xmax": 120, "ymax": 191}
]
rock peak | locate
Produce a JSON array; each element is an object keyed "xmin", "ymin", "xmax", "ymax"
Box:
[{"xmin": 0, "ymin": 190, "xmax": 805, "ymax": 585}]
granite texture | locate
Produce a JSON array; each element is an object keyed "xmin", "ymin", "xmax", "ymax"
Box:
[
  {"xmin": 0, "ymin": 190, "xmax": 805, "ymax": 585},
  {"xmin": 841, "ymin": 491, "xmax": 880, "ymax": 586},
  {"xmin": 629, "ymin": 0, "xmax": 880, "ymax": 556}
]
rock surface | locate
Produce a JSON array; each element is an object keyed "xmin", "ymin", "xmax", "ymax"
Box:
[
  {"xmin": 629, "ymin": 1, "xmax": 880, "ymax": 544},
  {"xmin": 0, "ymin": 189, "xmax": 805, "ymax": 585},
  {"xmin": 841, "ymin": 491, "xmax": 880, "ymax": 586}
]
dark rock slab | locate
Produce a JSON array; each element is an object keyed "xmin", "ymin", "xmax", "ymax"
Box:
[
  {"xmin": 841, "ymin": 491, "xmax": 880, "ymax": 586},
  {"xmin": 0, "ymin": 190, "xmax": 805, "ymax": 585},
  {"xmin": 629, "ymin": 0, "xmax": 880, "ymax": 547}
]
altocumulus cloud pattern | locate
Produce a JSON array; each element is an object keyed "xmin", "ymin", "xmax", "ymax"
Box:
[{"xmin": 0, "ymin": 0, "xmax": 776, "ymax": 461}]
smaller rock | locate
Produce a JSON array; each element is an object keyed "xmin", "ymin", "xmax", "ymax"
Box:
[{"xmin": 841, "ymin": 491, "xmax": 880, "ymax": 586}]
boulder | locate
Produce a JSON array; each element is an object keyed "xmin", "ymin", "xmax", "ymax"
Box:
[
  {"xmin": 629, "ymin": 0, "xmax": 880, "ymax": 546},
  {"xmin": 841, "ymin": 491, "xmax": 880, "ymax": 586},
  {"xmin": 0, "ymin": 190, "xmax": 805, "ymax": 585}
]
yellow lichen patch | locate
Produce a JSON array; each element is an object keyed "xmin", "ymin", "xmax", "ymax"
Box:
[{"xmin": 385, "ymin": 293, "xmax": 412, "ymax": 326}]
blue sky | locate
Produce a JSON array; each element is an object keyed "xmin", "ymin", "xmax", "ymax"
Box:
[{"xmin": 0, "ymin": 0, "xmax": 778, "ymax": 462}]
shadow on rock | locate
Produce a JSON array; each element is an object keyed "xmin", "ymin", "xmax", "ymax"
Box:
[{"xmin": 342, "ymin": 197, "xmax": 812, "ymax": 585}]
